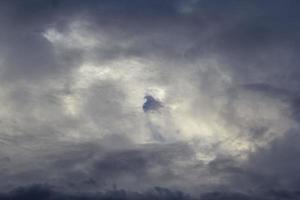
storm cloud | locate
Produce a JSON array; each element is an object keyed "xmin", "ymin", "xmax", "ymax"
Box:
[{"xmin": 0, "ymin": 0, "xmax": 300, "ymax": 199}]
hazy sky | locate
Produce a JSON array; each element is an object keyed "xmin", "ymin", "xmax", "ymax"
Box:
[{"xmin": 0, "ymin": 1, "xmax": 300, "ymax": 199}]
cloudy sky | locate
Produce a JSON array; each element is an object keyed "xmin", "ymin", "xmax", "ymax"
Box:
[{"xmin": 0, "ymin": 0, "xmax": 300, "ymax": 199}]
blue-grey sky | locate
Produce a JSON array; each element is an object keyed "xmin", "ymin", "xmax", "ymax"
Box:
[{"xmin": 0, "ymin": 0, "xmax": 300, "ymax": 199}]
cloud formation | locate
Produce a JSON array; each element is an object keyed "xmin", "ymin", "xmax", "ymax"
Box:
[{"xmin": 0, "ymin": 0, "xmax": 300, "ymax": 199}]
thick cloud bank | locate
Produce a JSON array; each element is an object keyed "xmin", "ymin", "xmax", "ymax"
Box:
[{"xmin": 0, "ymin": 0, "xmax": 300, "ymax": 199}]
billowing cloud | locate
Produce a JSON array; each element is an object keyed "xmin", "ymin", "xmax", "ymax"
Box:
[{"xmin": 0, "ymin": 0, "xmax": 300, "ymax": 199}]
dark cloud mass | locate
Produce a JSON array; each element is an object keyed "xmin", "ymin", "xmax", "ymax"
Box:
[
  {"xmin": 0, "ymin": 0, "xmax": 300, "ymax": 199},
  {"xmin": 143, "ymin": 95, "xmax": 162, "ymax": 112}
]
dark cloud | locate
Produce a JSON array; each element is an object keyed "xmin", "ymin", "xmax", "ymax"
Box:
[
  {"xmin": 0, "ymin": 185, "xmax": 195, "ymax": 200},
  {"xmin": 246, "ymin": 131, "xmax": 300, "ymax": 190},
  {"xmin": 0, "ymin": 0, "xmax": 300, "ymax": 199},
  {"xmin": 90, "ymin": 142, "xmax": 195, "ymax": 190},
  {"xmin": 203, "ymin": 129, "xmax": 300, "ymax": 199},
  {"xmin": 2, "ymin": 185, "xmax": 300, "ymax": 200},
  {"xmin": 143, "ymin": 95, "xmax": 163, "ymax": 112}
]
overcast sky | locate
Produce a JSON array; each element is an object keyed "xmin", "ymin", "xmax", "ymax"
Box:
[{"xmin": 0, "ymin": 1, "xmax": 300, "ymax": 199}]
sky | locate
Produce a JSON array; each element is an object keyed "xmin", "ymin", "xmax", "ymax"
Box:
[{"xmin": 0, "ymin": 0, "xmax": 300, "ymax": 199}]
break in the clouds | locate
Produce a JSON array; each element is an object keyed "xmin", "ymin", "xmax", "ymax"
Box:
[{"xmin": 0, "ymin": 0, "xmax": 300, "ymax": 199}]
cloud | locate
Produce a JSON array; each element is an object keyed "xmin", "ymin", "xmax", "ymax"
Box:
[
  {"xmin": 2, "ymin": 184, "xmax": 300, "ymax": 200},
  {"xmin": 0, "ymin": 0, "xmax": 300, "ymax": 199},
  {"xmin": 143, "ymin": 95, "xmax": 163, "ymax": 112}
]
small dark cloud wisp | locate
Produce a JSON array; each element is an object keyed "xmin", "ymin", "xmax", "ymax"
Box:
[{"xmin": 143, "ymin": 95, "xmax": 163, "ymax": 113}]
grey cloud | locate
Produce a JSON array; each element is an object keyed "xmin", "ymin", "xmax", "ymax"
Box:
[
  {"xmin": 246, "ymin": 130, "xmax": 300, "ymax": 190},
  {"xmin": 204, "ymin": 130, "xmax": 300, "ymax": 197},
  {"xmin": 0, "ymin": 184, "xmax": 195, "ymax": 200},
  {"xmin": 0, "ymin": 138, "xmax": 196, "ymax": 192},
  {"xmin": 143, "ymin": 95, "xmax": 163, "ymax": 112},
  {"xmin": 91, "ymin": 142, "xmax": 195, "ymax": 190},
  {"xmin": 2, "ymin": 184, "xmax": 300, "ymax": 200},
  {"xmin": 0, "ymin": 0, "xmax": 300, "ymax": 199}
]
